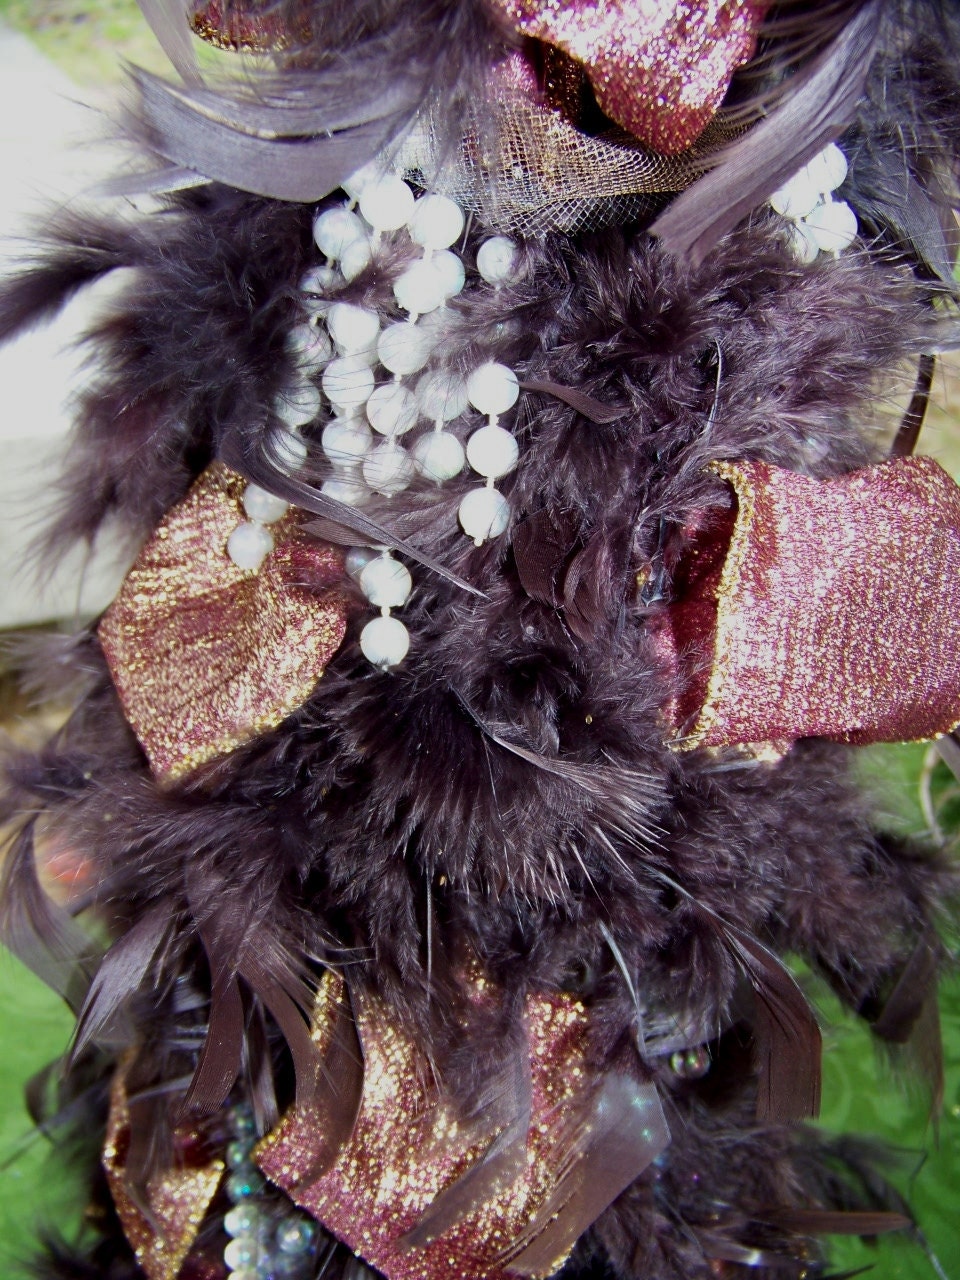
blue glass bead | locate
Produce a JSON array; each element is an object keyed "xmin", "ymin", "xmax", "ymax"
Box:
[
  {"xmin": 275, "ymin": 1217, "xmax": 316, "ymax": 1255},
  {"xmin": 226, "ymin": 1138, "xmax": 255, "ymax": 1168},
  {"xmin": 669, "ymin": 1046, "xmax": 710, "ymax": 1079},
  {"xmin": 229, "ymin": 1107, "xmax": 257, "ymax": 1138},
  {"xmin": 226, "ymin": 1170, "xmax": 265, "ymax": 1202}
]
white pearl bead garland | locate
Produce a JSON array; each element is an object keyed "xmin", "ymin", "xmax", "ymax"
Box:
[
  {"xmin": 292, "ymin": 169, "xmax": 526, "ymax": 666},
  {"xmin": 378, "ymin": 322, "xmax": 433, "ymax": 376},
  {"xmin": 359, "ymin": 175, "xmax": 416, "ymax": 233},
  {"xmin": 357, "ymin": 550, "xmax": 412, "ymax": 669},
  {"xmin": 466, "ymin": 423, "xmax": 519, "ymax": 479},
  {"xmin": 327, "ymin": 302, "xmax": 380, "ymax": 356},
  {"xmin": 242, "ymin": 484, "xmax": 289, "ymax": 524},
  {"xmin": 413, "ymin": 428, "xmax": 465, "ymax": 481},
  {"xmin": 477, "ymin": 235, "xmax": 520, "ymax": 285},
  {"xmin": 366, "ymin": 383, "xmax": 418, "ymax": 436},
  {"xmin": 322, "ymin": 355, "xmax": 376, "ymax": 411},
  {"xmin": 227, "ymin": 520, "xmax": 275, "ymax": 571},
  {"xmin": 363, "ymin": 440, "xmax": 416, "ymax": 495},
  {"xmin": 360, "ymin": 613, "xmax": 410, "ymax": 668},
  {"xmin": 467, "ymin": 362, "xmax": 520, "ymax": 417},
  {"xmin": 769, "ymin": 143, "xmax": 857, "ymax": 260},
  {"xmin": 359, "ymin": 553, "xmax": 412, "ymax": 607},
  {"xmin": 409, "ymin": 194, "xmax": 464, "ymax": 250},
  {"xmin": 272, "ymin": 427, "xmax": 308, "ymax": 470},
  {"xmin": 226, "ymin": 482, "xmax": 289, "ymax": 572},
  {"xmin": 275, "ymin": 381, "xmax": 322, "ymax": 428},
  {"xmin": 458, "ymin": 486, "xmax": 511, "ymax": 543},
  {"xmin": 313, "ymin": 207, "xmax": 367, "ymax": 261},
  {"xmin": 322, "ymin": 417, "xmax": 373, "ymax": 464}
]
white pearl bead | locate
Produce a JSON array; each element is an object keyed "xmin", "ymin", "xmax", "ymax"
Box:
[
  {"xmin": 242, "ymin": 484, "xmax": 289, "ymax": 523},
  {"xmin": 363, "ymin": 442, "xmax": 415, "ymax": 495},
  {"xmin": 275, "ymin": 381, "xmax": 322, "ymax": 427},
  {"xmin": 299, "ymin": 264, "xmax": 339, "ymax": 317},
  {"xmin": 224, "ymin": 1205, "xmax": 262, "ymax": 1238},
  {"xmin": 804, "ymin": 143, "xmax": 848, "ymax": 194},
  {"xmin": 272, "ymin": 428, "xmax": 308, "ymax": 469},
  {"xmin": 359, "ymin": 614, "xmax": 410, "ymax": 668},
  {"xmin": 466, "ymin": 362, "xmax": 520, "ymax": 416},
  {"xmin": 344, "ymin": 546, "xmax": 376, "ymax": 580},
  {"xmin": 342, "ymin": 161, "xmax": 380, "ymax": 202},
  {"xmin": 322, "ymin": 417, "xmax": 373, "ymax": 463},
  {"xmin": 367, "ymin": 383, "xmax": 418, "ymax": 437},
  {"xmin": 466, "ymin": 423, "xmax": 519, "ymax": 479},
  {"xmin": 224, "ymin": 1239, "xmax": 257, "ymax": 1272},
  {"xmin": 377, "ymin": 322, "xmax": 433, "ymax": 376},
  {"xmin": 769, "ymin": 173, "xmax": 820, "ymax": 220},
  {"xmin": 476, "ymin": 236, "xmax": 519, "ymax": 285},
  {"xmin": 359, "ymin": 175, "xmax": 415, "ymax": 232},
  {"xmin": 326, "ymin": 302, "xmax": 380, "ymax": 356},
  {"xmin": 416, "ymin": 370, "xmax": 468, "ymax": 422},
  {"xmin": 359, "ymin": 554, "xmax": 412, "ymax": 607},
  {"xmin": 787, "ymin": 221, "xmax": 819, "ymax": 264},
  {"xmin": 394, "ymin": 260, "xmax": 446, "ymax": 316},
  {"xmin": 458, "ymin": 487, "xmax": 510, "ymax": 543},
  {"xmin": 804, "ymin": 199, "xmax": 858, "ymax": 252},
  {"xmin": 322, "ymin": 355, "xmax": 375, "ymax": 410},
  {"xmin": 340, "ymin": 236, "xmax": 373, "ymax": 282},
  {"xmin": 408, "ymin": 194, "xmax": 465, "ymax": 249},
  {"xmin": 413, "ymin": 429, "xmax": 465, "ymax": 481},
  {"xmin": 430, "ymin": 249, "xmax": 466, "ymax": 300},
  {"xmin": 227, "ymin": 521, "xmax": 275, "ymax": 571},
  {"xmin": 300, "ymin": 263, "xmax": 339, "ymax": 295},
  {"xmin": 313, "ymin": 207, "xmax": 367, "ymax": 260},
  {"xmin": 320, "ymin": 473, "xmax": 370, "ymax": 506},
  {"xmin": 287, "ymin": 323, "xmax": 332, "ymax": 371}
]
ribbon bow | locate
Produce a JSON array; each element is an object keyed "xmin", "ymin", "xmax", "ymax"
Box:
[
  {"xmin": 490, "ymin": 0, "xmax": 771, "ymax": 154},
  {"xmin": 99, "ymin": 464, "xmax": 349, "ymax": 784}
]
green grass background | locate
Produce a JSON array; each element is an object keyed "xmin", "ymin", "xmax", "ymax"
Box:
[{"xmin": 0, "ymin": 3, "xmax": 957, "ymax": 1276}]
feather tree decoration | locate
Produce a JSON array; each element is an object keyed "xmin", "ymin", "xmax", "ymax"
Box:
[{"xmin": 2, "ymin": 2, "xmax": 960, "ymax": 1279}]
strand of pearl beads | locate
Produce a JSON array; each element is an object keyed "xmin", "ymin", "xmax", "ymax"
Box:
[
  {"xmin": 226, "ymin": 483, "xmax": 290, "ymax": 571},
  {"xmin": 320, "ymin": 300, "xmax": 380, "ymax": 505},
  {"xmin": 222, "ymin": 1105, "xmax": 318, "ymax": 1280},
  {"xmin": 460, "ymin": 361, "xmax": 520, "ymax": 545},
  {"xmin": 770, "ymin": 142, "xmax": 857, "ymax": 262},
  {"xmin": 347, "ymin": 548, "xmax": 413, "ymax": 669}
]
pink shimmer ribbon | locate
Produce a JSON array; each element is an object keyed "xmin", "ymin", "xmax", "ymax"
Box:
[
  {"xmin": 665, "ymin": 457, "xmax": 960, "ymax": 751},
  {"xmin": 490, "ymin": 0, "xmax": 771, "ymax": 154}
]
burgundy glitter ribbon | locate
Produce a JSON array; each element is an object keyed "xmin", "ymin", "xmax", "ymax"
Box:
[
  {"xmin": 256, "ymin": 975, "xmax": 668, "ymax": 1280},
  {"xmin": 490, "ymin": 0, "xmax": 771, "ymax": 154},
  {"xmin": 99, "ymin": 465, "xmax": 349, "ymax": 783},
  {"xmin": 667, "ymin": 457, "xmax": 960, "ymax": 750}
]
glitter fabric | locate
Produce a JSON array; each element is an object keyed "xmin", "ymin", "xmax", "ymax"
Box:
[
  {"xmin": 669, "ymin": 457, "xmax": 960, "ymax": 750},
  {"xmin": 103, "ymin": 1067, "xmax": 224, "ymax": 1280},
  {"xmin": 257, "ymin": 975, "xmax": 667, "ymax": 1280},
  {"xmin": 191, "ymin": 1, "xmax": 312, "ymax": 50},
  {"xmin": 99, "ymin": 463, "xmax": 348, "ymax": 784},
  {"xmin": 490, "ymin": 0, "xmax": 771, "ymax": 154}
]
